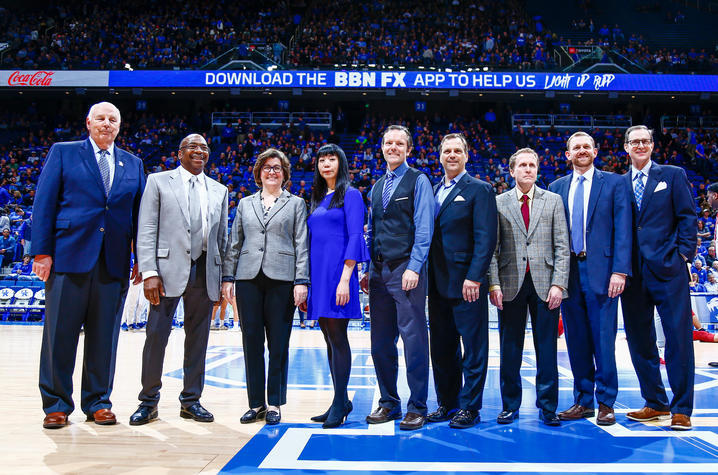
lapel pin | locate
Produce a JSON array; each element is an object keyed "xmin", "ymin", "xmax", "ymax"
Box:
[{"xmin": 119, "ymin": 161, "xmax": 124, "ymax": 167}]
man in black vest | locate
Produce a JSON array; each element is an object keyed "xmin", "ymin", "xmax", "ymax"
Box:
[{"xmin": 361, "ymin": 125, "xmax": 434, "ymax": 430}]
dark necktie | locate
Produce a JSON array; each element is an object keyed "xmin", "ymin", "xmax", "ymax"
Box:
[
  {"xmin": 98, "ymin": 149, "xmax": 111, "ymax": 196},
  {"xmin": 382, "ymin": 172, "xmax": 395, "ymax": 210}
]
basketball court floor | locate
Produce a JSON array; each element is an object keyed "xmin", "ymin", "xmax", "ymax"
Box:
[{"xmin": 2, "ymin": 324, "xmax": 717, "ymax": 474}]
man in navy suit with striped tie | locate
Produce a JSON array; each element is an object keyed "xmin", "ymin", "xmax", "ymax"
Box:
[
  {"xmin": 34, "ymin": 102, "xmax": 145, "ymax": 429},
  {"xmin": 549, "ymin": 131, "xmax": 631, "ymax": 426},
  {"xmin": 620, "ymin": 125, "xmax": 696, "ymax": 430}
]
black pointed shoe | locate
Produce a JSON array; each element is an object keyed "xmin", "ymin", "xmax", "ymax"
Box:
[
  {"xmin": 129, "ymin": 405, "xmax": 158, "ymax": 426},
  {"xmin": 240, "ymin": 406, "xmax": 267, "ymax": 424},
  {"xmin": 180, "ymin": 403, "xmax": 214, "ymax": 422}
]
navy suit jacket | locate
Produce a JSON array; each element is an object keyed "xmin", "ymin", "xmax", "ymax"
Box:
[
  {"xmin": 33, "ymin": 139, "xmax": 145, "ymax": 280},
  {"xmin": 549, "ymin": 169, "xmax": 632, "ymax": 296},
  {"xmin": 622, "ymin": 162, "xmax": 696, "ymax": 281},
  {"xmin": 428, "ymin": 174, "xmax": 498, "ymax": 299}
]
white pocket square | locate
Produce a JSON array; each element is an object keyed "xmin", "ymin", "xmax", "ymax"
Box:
[
  {"xmin": 394, "ymin": 196, "xmax": 409, "ymax": 201},
  {"xmin": 454, "ymin": 195, "xmax": 466, "ymax": 202},
  {"xmin": 654, "ymin": 181, "xmax": 667, "ymax": 192}
]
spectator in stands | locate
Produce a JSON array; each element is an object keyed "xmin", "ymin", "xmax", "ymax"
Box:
[
  {"xmin": 690, "ymin": 273, "xmax": 706, "ymax": 292},
  {"xmin": 704, "ymin": 273, "xmax": 718, "ymax": 293},
  {"xmin": 696, "ymin": 237, "xmax": 707, "ymax": 256},
  {"xmin": 697, "ymin": 220, "xmax": 711, "ymax": 241},
  {"xmin": 692, "ymin": 259, "xmax": 708, "ymax": 284},
  {"xmin": 18, "ymin": 213, "xmax": 32, "ymax": 256},
  {"xmin": 0, "ymin": 227, "xmax": 16, "ymax": 267},
  {"xmin": 11, "ymin": 254, "xmax": 34, "ymax": 280},
  {"xmin": 706, "ymin": 246, "xmax": 718, "ymax": 268}
]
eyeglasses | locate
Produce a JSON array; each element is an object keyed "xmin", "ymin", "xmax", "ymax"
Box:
[
  {"xmin": 262, "ymin": 165, "xmax": 283, "ymax": 174},
  {"xmin": 180, "ymin": 144, "xmax": 210, "ymax": 153},
  {"xmin": 627, "ymin": 139, "xmax": 652, "ymax": 148}
]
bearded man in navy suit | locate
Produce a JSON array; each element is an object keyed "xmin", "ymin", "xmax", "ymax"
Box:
[
  {"xmin": 549, "ymin": 131, "xmax": 631, "ymax": 426},
  {"xmin": 620, "ymin": 125, "xmax": 696, "ymax": 430},
  {"xmin": 34, "ymin": 102, "xmax": 146, "ymax": 429}
]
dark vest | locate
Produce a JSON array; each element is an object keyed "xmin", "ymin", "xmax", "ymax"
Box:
[{"xmin": 371, "ymin": 167, "xmax": 420, "ymax": 263}]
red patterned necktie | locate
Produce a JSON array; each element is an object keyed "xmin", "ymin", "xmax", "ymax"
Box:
[{"xmin": 521, "ymin": 194, "xmax": 530, "ymax": 272}]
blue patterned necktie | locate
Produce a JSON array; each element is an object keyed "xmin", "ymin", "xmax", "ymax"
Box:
[
  {"xmin": 382, "ymin": 172, "xmax": 395, "ymax": 210},
  {"xmin": 571, "ymin": 175, "xmax": 585, "ymax": 253},
  {"xmin": 98, "ymin": 149, "xmax": 111, "ymax": 196},
  {"xmin": 634, "ymin": 172, "xmax": 645, "ymax": 210}
]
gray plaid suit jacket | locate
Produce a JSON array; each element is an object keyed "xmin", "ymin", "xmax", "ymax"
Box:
[
  {"xmin": 223, "ymin": 189, "xmax": 309, "ymax": 283},
  {"xmin": 488, "ymin": 186, "xmax": 570, "ymax": 302}
]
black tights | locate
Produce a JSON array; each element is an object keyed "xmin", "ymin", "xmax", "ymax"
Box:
[{"xmin": 319, "ymin": 317, "xmax": 351, "ymax": 409}]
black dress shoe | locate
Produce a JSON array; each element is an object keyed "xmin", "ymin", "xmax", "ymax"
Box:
[
  {"xmin": 399, "ymin": 412, "xmax": 426, "ymax": 430},
  {"xmin": 540, "ymin": 411, "xmax": 561, "ymax": 426},
  {"xmin": 366, "ymin": 406, "xmax": 402, "ymax": 424},
  {"xmin": 265, "ymin": 409, "xmax": 281, "ymax": 425},
  {"xmin": 497, "ymin": 409, "xmax": 519, "ymax": 424},
  {"xmin": 129, "ymin": 405, "xmax": 158, "ymax": 426},
  {"xmin": 180, "ymin": 403, "xmax": 214, "ymax": 422},
  {"xmin": 241, "ymin": 406, "xmax": 267, "ymax": 424},
  {"xmin": 449, "ymin": 409, "xmax": 480, "ymax": 429},
  {"xmin": 427, "ymin": 406, "xmax": 458, "ymax": 423},
  {"xmin": 312, "ymin": 400, "xmax": 353, "ymax": 423}
]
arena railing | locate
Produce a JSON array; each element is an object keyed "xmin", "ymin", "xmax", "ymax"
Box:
[
  {"xmin": 661, "ymin": 115, "xmax": 718, "ymax": 130},
  {"xmin": 211, "ymin": 112, "xmax": 332, "ymax": 129},
  {"xmin": 512, "ymin": 114, "xmax": 632, "ymax": 130}
]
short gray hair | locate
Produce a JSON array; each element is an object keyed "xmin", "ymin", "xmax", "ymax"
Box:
[
  {"xmin": 509, "ymin": 147, "xmax": 539, "ymax": 170},
  {"xmin": 624, "ymin": 125, "xmax": 653, "ymax": 143}
]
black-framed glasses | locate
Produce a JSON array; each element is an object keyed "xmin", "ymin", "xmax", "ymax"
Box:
[
  {"xmin": 180, "ymin": 144, "xmax": 210, "ymax": 153},
  {"xmin": 262, "ymin": 165, "xmax": 283, "ymax": 174},
  {"xmin": 627, "ymin": 139, "xmax": 652, "ymax": 148}
]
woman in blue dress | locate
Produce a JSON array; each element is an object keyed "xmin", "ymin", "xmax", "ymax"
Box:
[{"xmin": 303, "ymin": 143, "xmax": 369, "ymax": 428}]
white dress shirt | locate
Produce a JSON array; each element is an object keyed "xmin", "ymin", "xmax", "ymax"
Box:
[
  {"xmin": 568, "ymin": 166, "xmax": 594, "ymax": 252},
  {"xmin": 89, "ymin": 137, "xmax": 116, "ymax": 189}
]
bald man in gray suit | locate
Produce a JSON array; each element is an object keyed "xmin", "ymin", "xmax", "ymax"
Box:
[{"xmin": 130, "ymin": 134, "xmax": 228, "ymax": 425}]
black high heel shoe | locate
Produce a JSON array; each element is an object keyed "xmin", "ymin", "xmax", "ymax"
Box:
[
  {"xmin": 312, "ymin": 400, "xmax": 353, "ymax": 423},
  {"xmin": 322, "ymin": 401, "xmax": 353, "ymax": 429}
]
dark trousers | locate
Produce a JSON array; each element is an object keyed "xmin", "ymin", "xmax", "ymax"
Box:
[
  {"xmin": 621, "ymin": 262, "xmax": 694, "ymax": 416},
  {"xmin": 39, "ymin": 252, "xmax": 126, "ymax": 415},
  {"xmin": 139, "ymin": 253, "xmax": 213, "ymax": 408},
  {"xmin": 561, "ymin": 257, "xmax": 619, "ymax": 408},
  {"xmin": 369, "ymin": 259, "xmax": 429, "ymax": 415},
  {"xmin": 428, "ymin": 287, "xmax": 489, "ymax": 411},
  {"xmin": 235, "ymin": 271, "xmax": 295, "ymax": 408},
  {"xmin": 499, "ymin": 272, "xmax": 559, "ymax": 414}
]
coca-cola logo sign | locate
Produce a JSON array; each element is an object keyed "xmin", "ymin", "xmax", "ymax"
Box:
[{"xmin": 7, "ymin": 71, "xmax": 54, "ymax": 86}]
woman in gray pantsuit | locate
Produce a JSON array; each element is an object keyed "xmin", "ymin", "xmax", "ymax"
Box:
[{"xmin": 222, "ymin": 148, "xmax": 309, "ymax": 425}]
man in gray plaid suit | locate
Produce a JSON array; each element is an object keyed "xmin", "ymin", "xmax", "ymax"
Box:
[{"xmin": 489, "ymin": 147, "xmax": 570, "ymax": 426}]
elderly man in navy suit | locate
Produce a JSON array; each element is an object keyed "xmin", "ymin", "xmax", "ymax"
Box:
[
  {"xmin": 620, "ymin": 125, "xmax": 697, "ymax": 430},
  {"xmin": 549, "ymin": 132, "xmax": 631, "ymax": 426},
  {"xmin": 426, "ymin": 133, "xmax": 497, "ymax": 429},
  {"xmin": 34, "ymin": 102, "xmax": 145, "ymax": 429}
]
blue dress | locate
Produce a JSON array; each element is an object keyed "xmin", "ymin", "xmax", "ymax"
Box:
[{"xmin": 307, "ymin": 187, "xmax": 370, "ymax": 319}]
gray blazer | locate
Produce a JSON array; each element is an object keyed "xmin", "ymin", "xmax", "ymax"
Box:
[
  {"xmin": 223, "ymin": 189, "xmax": 309, "ymax": 283},
  {"xmin": 489, "ymin": 186, "xmax": 569, "ymax": 302},
  {"xmin": 137, "ymin": 168, "xmax": 229, "ymax": 301}
]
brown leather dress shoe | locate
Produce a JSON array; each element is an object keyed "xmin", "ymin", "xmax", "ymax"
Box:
[
  {"xmin": 366, "ymin": 406, "xmax": 402, "ymax": 424},
  {"xmin": 558, "ymin": 404, "xmax": 595, "ymax": 421},
  {"xmin": 596, "ymin": 403, "xmax": 615, "ymax": 426},
  {"xmin": 87, "ymin": 408, "xmax": 117, "ymax": 425},
  {"xmin": 399, "ymin": 412, "xmax": 426, "ymax": 431},
  {"xmin": 43, "ymin": 412, "xmax": 69, "ymax": 429},
  {"xmin": 670, "ymin": 413, "xmax": 692, "ymax": 430},
  {"xmin": 626, "ymin": 406, "xmax": 670, "ymax": 422}
]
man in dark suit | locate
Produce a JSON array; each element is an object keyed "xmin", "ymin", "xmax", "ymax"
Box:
[
  {"xmin": 549, "ymin": 132, "xmax": 631, "ymax": 426},
  {"xmin": 427, "ymin": 133, "xmax": 497, "ymax": 429},
  {"xmin": 620, "ymin": 125, "xmax": 697, "ymax": 430},
  {"xmin": 130, "ymin": 134, "xmax": 228, "ymax": 425},
  {"xmin": 34, "ymin": 102, "xmax": 145, "ymax": 429},
  {"xmin": 361, "ymin": 125, "xmax": 434, "ymax": 430}
]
